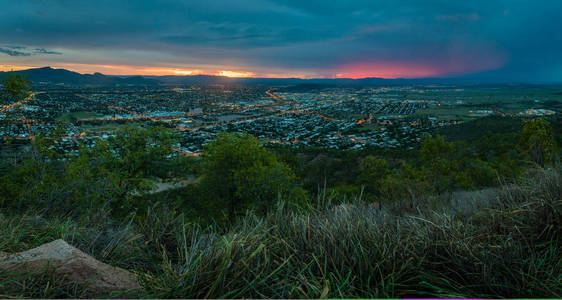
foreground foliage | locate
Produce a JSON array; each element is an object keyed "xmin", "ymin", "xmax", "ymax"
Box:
[
  {"xmin": 2, "ymin": 74, "xmax": 32, "ymax": 103},
  {"xmin": 1, "ymin": 165, "xmax": 560, "ymax": 298},
  {"xmin": 200, "ymin": 132, "xmax": 306, "ymax": 221}
]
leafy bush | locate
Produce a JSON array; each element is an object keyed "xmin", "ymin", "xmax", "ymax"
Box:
[{"xmin": 199, "ymin": 132, "xmax": 307, "ymax": 220}]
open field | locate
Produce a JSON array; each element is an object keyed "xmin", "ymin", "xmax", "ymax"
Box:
[
  {"xmin": 413, "ymin": 104, "xmax": 480, "ymax": 121},
  {"xmin": 79, "ymin": 122, "xmax": 138, "ymax": 134},
  {"xmin": 56, "ymin": 111, "xmax": 101, "ymax": 122}
]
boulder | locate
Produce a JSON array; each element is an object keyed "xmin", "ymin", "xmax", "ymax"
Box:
[{"xmin": 0, "ymin": 239, "xmax": 141, "ymax": 297}]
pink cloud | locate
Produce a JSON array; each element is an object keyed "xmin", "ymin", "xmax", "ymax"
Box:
[
  {"xmin": 335, "ymin": 54, "xmax": 505, "ymax": 79},
  {"xmin": 335, "ymin": 61, "xmax": 440, "ymax": 79}
]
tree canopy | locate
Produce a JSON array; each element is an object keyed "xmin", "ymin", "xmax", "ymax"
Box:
[
  {"xmin": 2, "ymin": 74, "xmax": 32, "ymax": 102},
  {"xmin": 520, "ymin": 118, "xmax": 557, "ymax": 167},
  {"xmin": 201, "ymin": 132, "xmax": 303, "ymax": 220}
]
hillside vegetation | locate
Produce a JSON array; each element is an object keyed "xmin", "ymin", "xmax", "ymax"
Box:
[
  {"xmin": 0, "ymin": 76, "xmax": 560, "ymax": 298},
  {"xmin": 0, "ymin": 165, "xmax": 560, "ymax": 298}
]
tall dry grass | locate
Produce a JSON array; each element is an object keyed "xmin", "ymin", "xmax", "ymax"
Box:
[{"xmin": 0, "ymin": 166, "xmax": 560, "ymax": 298}]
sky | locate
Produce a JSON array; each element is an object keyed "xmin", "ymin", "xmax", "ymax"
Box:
[{"xmin": 0, "ymin": 0, "xmax": 561, "ymax": 81}]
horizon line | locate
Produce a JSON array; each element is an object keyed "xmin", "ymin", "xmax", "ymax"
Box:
[
  {"xmin": 2, "ymin": 66, "xmax": 561, "ymax": 84},
  {"xmin": 0, "ymin": 65, "xmax": 454, "ymax": 81}
]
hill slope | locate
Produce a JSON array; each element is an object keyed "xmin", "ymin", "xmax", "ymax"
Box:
[{"xmin": 0, "ymin": 67, "xmax": 158, "ymax": 86}]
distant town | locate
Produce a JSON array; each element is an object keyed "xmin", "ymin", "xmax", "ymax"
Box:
[{"xmin": 0, "ymin": 82, "xmax": 559, "ymax": 157}]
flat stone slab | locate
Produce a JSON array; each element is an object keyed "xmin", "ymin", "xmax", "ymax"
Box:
[{"xmin": 0, "ymin": 239, "xmax": 141, "ymax": 297}]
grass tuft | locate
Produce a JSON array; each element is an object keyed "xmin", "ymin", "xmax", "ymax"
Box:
[{"xmin": 1, "ymin": 165, "xmax": 560, "ymax": 298}]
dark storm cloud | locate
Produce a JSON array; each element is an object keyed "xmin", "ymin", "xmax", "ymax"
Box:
[
  {"xmin": 34, "ymin": 48, "xmax": 63, "ymax": 55},
  {"xmin": 0, "ymin": 45, "xmax": 62, "ymax": 56},
  {"xmin": 0, "ymin": 47, "xmax": 32, "ymax": 56},
  {"xmin": 5, "ymin": 45, "xmax": 26, "ymax": 50},
  {"xmin": 1, "ymin": 0, "xmax": 561, "ymax": 80}
]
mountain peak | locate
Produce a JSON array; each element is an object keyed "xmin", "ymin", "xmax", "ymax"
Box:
[{"xmin": 1, "ymin": 67, "xmax": 157, "ymax": 86}]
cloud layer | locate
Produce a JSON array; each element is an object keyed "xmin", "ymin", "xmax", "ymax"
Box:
[
  {"xmin": 1, "ymin": 0, "xmax": 561, "ymax": 80},
  {"xmin": 0, "ymin": 46, "xmax": 62, "ymax": 57}
]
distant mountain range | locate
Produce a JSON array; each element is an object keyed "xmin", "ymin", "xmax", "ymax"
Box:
[
  {"xmin": 0, "ymin": 66, "xmax": 556, "ymax": 87},
  {"xmin": 0, "ymin": 67, "xmax": 158, "ymax": 86}
]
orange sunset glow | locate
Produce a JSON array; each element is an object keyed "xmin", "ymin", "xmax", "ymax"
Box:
[
  {"xmin": 1, "ymin": 63, "xmax": 444, "ymax": 79},
  {"xmin": 217, "ymin": 70, "xmax": 256, "ymax": 77},
  {"xmin": 56, "ymin": 64, "xmax": 209, "ymax": 76},
  {"xmin": 0, "ymin": 65, "xmax": 36, "ymax": 72},
  {"xmin": 1, "ymin": 58, "xmax": 505, "ymax": 79},
  {"xmin": 0, "ymin": 63, "xmax": 314, "ymax": 78}
]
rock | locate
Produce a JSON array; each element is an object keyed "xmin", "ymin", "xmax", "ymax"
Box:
[{"xmin": 0, "ymin": 239, "xmax": 141, "ymax": 297}]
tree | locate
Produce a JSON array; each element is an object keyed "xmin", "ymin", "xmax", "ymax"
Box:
[
  {"xmin": 64, "ymin": 125, "xmax": 178, "ymax": 213},
  {"xmin": 0, "ymin": 125, "xmax": 179, "ymax": 214},
  {"xmin": 201, "ymin": 132, "xmax": 302, "ymax": 220},
  {"xmin": 359, "ymin": 155, "xmax": 390, "ymax": 199},
  {"xmin": 380, "ymin": 162, "xmax": 429, "ymax": 206},
  {"xmin": 519, "ymin": 118, "xmax": 557, "ymax": 167},
  {"xmin": 419, "ymin": 134, "xmax": 455, "ymax": 195},
  {"xmin": 2, "ymin": 74, "xmax": 32, "ymax": 102}
]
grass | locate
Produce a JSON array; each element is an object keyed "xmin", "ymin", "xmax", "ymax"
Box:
[
  {"xmin": 413, "ymin": 104, "xmax": 481, "ymax": 121},
  {"xmin": 0, "ymin": 165, "xmax": 560, "ymax": 298},
  {"xmin": 56, "ymin": 111, "xmax": 100, "ymax": 122},
  {"xmin": 0, "ymin": 268, "xmax": 86, "ymax": 299},
  {"xmin": 80, "ymin": 123, "xmax": 131, "ymax": 134}
]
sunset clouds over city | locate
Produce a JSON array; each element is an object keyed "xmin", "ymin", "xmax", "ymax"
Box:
[{"xmin": 1, "ymin": 0, "xmax": 561, "ymax": 81}]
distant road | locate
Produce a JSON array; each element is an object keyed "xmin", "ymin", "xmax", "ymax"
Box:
[
  {"xmin": 0, "ymin": 92, "xmax": 37, "ymax": 113},
  {"xmin": 22, "ymin": 116, "xmax": 35, "ymax": 141},
  {"xmin": 266, "ymin": 89, "xmax": 292, "ymax": 104}
]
